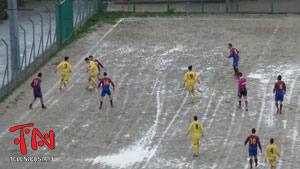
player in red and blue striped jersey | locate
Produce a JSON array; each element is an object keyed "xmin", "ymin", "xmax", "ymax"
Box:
[
  {"xmin": 89, "ymin": 55, "xmax": 105, "ymax": 81},
  {"xmin": 245, "ymin": 128, "xmax": 262, "ymax": 169},
  {"xmin": 226, "ymin": 43, "xmax": 240, "ymax": 78},
  {"xmin": 29, "ymin": 72, "xmax": 46, "ymax": 109},
  {"xmin": 98, "ymin": 72, "xmax": 115, "ymax": 109},
  {"xmin": 273, "ymin": 75, "xmax": 286, "ymax": 114}
]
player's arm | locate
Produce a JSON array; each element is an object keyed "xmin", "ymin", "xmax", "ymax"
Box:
[
  {"xmin": 30, "ymin": 80, "xmax": 34, "ymax": 88},
  {"xmin": 244, "ymin": 136, "xmax": 249, "ymax": 146},
  {"xmin": 68, "ymin": 63, "xmax": 72, "ymax": 73},
  {"xmin": 110, "ymin": 79, "xmax": 115, "ymax": 90},
  {"xmin": 275, "ymin": 146, "xmax": 280, "ymax": 158},
  {"xmin": 98, "ymin": 80, "xmax": 103, "ymax": 89},
  {"xmin": 186, "ymin": 123, "xmax": 192, "ymax": 136},
  {"xmin": 196, "ymin": 73, "xmax": 200, "ymax": 84},
  {"xmin": 200, "ymin": 123, "xmax": 204, "ymax": 137},
  {"xmin": 264, "ymin": 147, "xmax": 269, "ymax": 161},
  {"xmin": 273, "ymin": 83, "xmax": 277, "ymax": 94},
  {"xmin": 55, "ymin": 62, "xmax": 63, "ymax": 73},
  {"xmin": 98, "ymin": 61, "xmax": 104, "ymax": 69},
  {"xmin": 257, "ymin": 137, "xmax": 262, "ymax": 152},
  {"xmin": 227, "ymin": 50, "xmax": 233, "ymax": 58},
  {"xmin": 183, "ymin": 73, "xmax": 188, "ymax": 86}
]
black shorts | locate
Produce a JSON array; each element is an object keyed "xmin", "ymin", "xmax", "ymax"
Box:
[{"xmin": 239, "ymin": 88, "xmax": 247, "ymax": 96}]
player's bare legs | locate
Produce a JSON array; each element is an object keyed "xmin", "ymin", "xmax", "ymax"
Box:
[
  {"xmin": 275, "ymin": 101, "xmax": 279, "ymax": 114},
  {"xmin": 29, "ymin": 98, "xmax": 36, "ymax": 109},
  {"xmin": 279, "ymin": 101, "xmax": 283, "ymax": 114},
  {"xmin": 99, "ymin": 96, "xmax": 104, "ymax": 109},
  {"xmin": 40, "ymin": 96, "xmax": 46, "ymax": 109},
  {"xmin": 244, "ymin": 95, "xmax": 248, "ymax": 111},
  {"xmin": 249, "ymin": 156, "xmax": 253, "ymax": 168},
  {"xmin": 59, "ymin": 79, "xmax": 64, "ymax": 90},
  {"xmin": 109, "ymin": 95, "xmax": 113, "ymax": 107}
]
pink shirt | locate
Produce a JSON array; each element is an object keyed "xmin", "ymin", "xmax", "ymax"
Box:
[{"xmin": 238, "ymin": 77, "xmax": 246, "ymax": 92}]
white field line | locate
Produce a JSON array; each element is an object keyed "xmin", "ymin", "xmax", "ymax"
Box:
[
  {"xmin": 214, "ymin": 102, "xmax": 237, "ymax": 168},
  {"xmin": 0, "ymin": 18, "xmax": 124, "ymax": 139},
  {"xmin": 201, "ymin": 90, "xmax": 215, "ymax": 124},
  {"xmin": 277, "ymin": 144, "xmax": 285, "ymax": 169},
  {"xmin": 142, "ymin": 93, "xmax": 189, "ymax": 168},
  {"xmin": 262, "ymin": 23, "xmax": 279, "ymax": 56},
  {"xmin": 123, "ymin": 18, "xmax": 276, "ymax": 22},
  {"xmin": 287, "ymin": 71, "xmax": 299, "ymax": 104},
  {"xmin": 207, "ymin": 96, "xmax": 224, "ymax": 129},
  {"xmin": 288, "ymin": 96, "xmax": 300, "ymax": 169},
  {"xmin": 256, "ymin": 78, "xmax": 271, "ymax": 131}
]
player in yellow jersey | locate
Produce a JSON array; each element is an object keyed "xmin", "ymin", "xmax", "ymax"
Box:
[
  {"xmin": 184, "ymin": 65, "xmax": 200, "ymax": 99},
  {"xmin": 85, "ymin": 57, "xmax": 99, "ymax": 90},
  {"xmin": 55, "ymin": 56, "xmax": 72, "ymax": 90},
  {"xmin": 265, "ymin": 138, "xmax": 280, "ymax": 169},
  {"xmin": 186, "ymin": 116, "xmax": 204, "ymax": 157}
]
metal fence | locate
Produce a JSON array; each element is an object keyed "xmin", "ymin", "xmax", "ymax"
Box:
[
  {"xmin": 107, "ymin": 0, "xmax": 300, "ymax": 13},
  {"xmin": 0, "ymin": 0, "xmax": 101, "ymax": 98}
]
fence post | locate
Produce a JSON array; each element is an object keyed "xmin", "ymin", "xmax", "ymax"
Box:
[
  {"xmin": 98, "ymin": 0, "xmax": 102, "ymax": 12},
  {"xmin": 28, "ymin": 17, "xmax": 36, "ymax": 63},
  {"xmin": 133, "ymin": 0, "xmax": 136, "ymax": 12},
  {"xmin": 201, "ymin": 0, "xmax": 204, "ymax": 13},
  {"xmin": 1, "ymin": 39, "xmax": 9, "ymax": 89},
  {"xmin": 167, "ymin": 0, "xmax": 170, "ymax": 12},
  {"xmin": 20, "ymin": 25, "xmax": 27, "ymax": 68},
  {"xmin": 37, "ymin": 12, "xmax": 44, "ymax": 56},
  {"xmin": 270, "ymin": 0, "xmax": 273, "ymax": 13},
  {"xmin": 236, "ymin": 0, "xmax": 238, "ymax": 12},
  {"xmin": 45, "ymin": 6, "xmax": 52, "ymax": 48},
  {"xmin": 225, "ymin": 0, "xmax": 229, "ymax": 12}
]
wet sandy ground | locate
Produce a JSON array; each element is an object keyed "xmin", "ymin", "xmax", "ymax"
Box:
[{"xmin": 0, "ymin": 15, "xmax": 300, "ymax": 169}]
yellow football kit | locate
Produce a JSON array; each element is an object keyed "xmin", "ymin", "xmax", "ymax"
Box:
[
  {"xmin": 88, "ymin": 61, "xmax": 99, "ymax": 87},
  {"xmin": 184, "ymin": 71, "xmax": 200, "ymax": 98},
  {"xmin": 265, "ymin": 144, "xmax": 280, "ymax": 167},
  {"xmin": 186, "ymin": 121, "xmax": 204, "ymax": 156},
  {"xmin": 56, "ymin": 61, "xmax": 72, "ymax": 88}
]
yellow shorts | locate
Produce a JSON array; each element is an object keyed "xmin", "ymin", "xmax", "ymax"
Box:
[
  {"xmin": 188, "ymin": 84, "xmax": 195, "ymax": 91},
  {"xmin": 61, "ymin": 73, "xmax": 69, "ymax": 81},
  {"xmin": 192, "ymin": 134, "xmax": 200, "ymax": 145},
  {"xmin": 91, "ymin": 72, "xmax": 98, "ymax": 78},
  {"xmin": 269, "ymin": 158, "xmax": 277, "ymax": 167}
]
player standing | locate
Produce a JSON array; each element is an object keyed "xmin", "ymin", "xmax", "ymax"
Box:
[
  {"xmin": 238, "ymin": 72, "xmax": 248, "ymax": 111},
  {"xmin": 183, "ymin": 65, "xmax": 200, "ymax": 99},
  {"xmin": 85, "ymin": 57, "xmax": 99, "ymax": 90},
  {"xmin": 89, "ymin": 55, "xmax": 105, "ymax": 80},
  {"xmin": 186, "ymin": 116, "xmax": 204, "ymax": 157},
  {"xmin": 226, "ymin": 43, "xmax": 240, "ymax": 78},
  {"xmin": 244, "ymin": 128, "xmax": 262, "ymax": 168},
  {"xmin": 98, "ymin": 72, "xmax": 115, "ymax": 109},
  {"xmin": 29, "ymin": 72, "xmax": 46, "ymax": 109},
  {"xmin": 273, "ymin": 75, "xmax": 286, "ymax": 114},
  {"xmin": 55, "ymin": 56, "xmax": 72, "ymax": 90},
  {"xmin": 265, "ymin": 138, "xmax": 280, "ymax": 169}
]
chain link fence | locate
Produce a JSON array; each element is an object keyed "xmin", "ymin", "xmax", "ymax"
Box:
[
  {"xmin": 0, "ymin": 0, "xmax": 101, "ymax": 98},
  {"xmin": 106, "ymin": 0, "xmax": 300, "ymax": 13}
]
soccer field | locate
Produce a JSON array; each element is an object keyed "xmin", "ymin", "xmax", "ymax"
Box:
[{"xmin": 0, "ymin": 14, "xmax": 300, "ymax": 169}]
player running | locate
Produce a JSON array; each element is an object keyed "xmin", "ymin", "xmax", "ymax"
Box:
[
  {"xmin": 244, "ymin": 128, "xmax": 262, "ymax": 169},
  {"xmin": 183, "ymin": 65, "xmax": 200, "ymax": 99},
  {"xmin": 88, "ymin": 55, "xmax": 105, "ymax": 80},
  {"xmin": 85, "ymin": 57, "xmax": 99, "ymax": 90},
  {"xmin": 98, "ymin": 72, "xmax": 115, "ymax": 109},
  {"xmin": 29, "ymin": 72, "xmax": 46, "ymax": 109},
  {"xmin": 238, "ymin": 72, "xmax": 248, "ymax": 111},
  {"xmin": 55, "ymin": 56, "xmax": 72, "ymax": 90},
  {"xmin": 265, "ymin": 138, "xmax": 280, "ymax": 169},
  {"xmin": 186, "ymin": 116, "xmax": 204, "ymax": 157},
  {"xmin": 226, "ymin": 43, "xmax": 240, "ymax": 78},
  {"xmin": 273, "ymin": 75, "xmax": 286, "ymax": 114}
]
